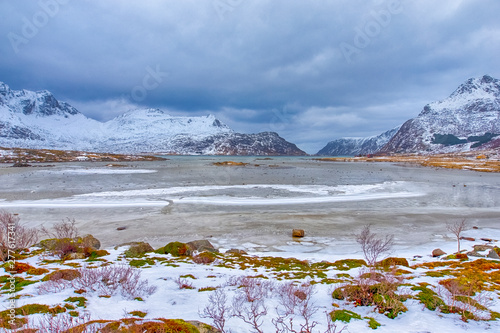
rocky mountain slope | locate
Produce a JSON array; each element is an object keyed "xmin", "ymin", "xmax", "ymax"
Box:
[
  {"xmin": 380, "ymin": 75, "xmax": 500, "ymax": 154},
  {"xmin": 316, "ymin": 127, "xmax": 400, "ymax": 156},
  {"xmin": 0, "ymin": 82, "xmax": 305, "ymax": 155}
]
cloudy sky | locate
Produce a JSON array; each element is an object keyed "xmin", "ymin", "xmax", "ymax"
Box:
[{"xmin": 1, "ymin": 0, "xmax": 499, "ymax": 153}]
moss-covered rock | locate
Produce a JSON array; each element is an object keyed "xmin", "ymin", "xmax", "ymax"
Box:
[
  {"xmin": 124, "ymin": 242, "xmax": 154, "ymax": 258},
  {"xmin": 378, "ymin": 257, "xmax": 409, "ymax": 268},
  {"xmin": 164, "ymin": 242, "xmax": 192, "ymax": 257}
]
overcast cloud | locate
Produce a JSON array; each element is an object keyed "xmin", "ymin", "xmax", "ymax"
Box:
[{"xmin": 1, "ymin": 0, "xmax": 499, "ymax": 153}]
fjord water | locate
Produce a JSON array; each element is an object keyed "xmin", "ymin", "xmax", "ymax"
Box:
[{"xmin": 1, "ymin": 157, "xmax": 499, "ymax": 255}]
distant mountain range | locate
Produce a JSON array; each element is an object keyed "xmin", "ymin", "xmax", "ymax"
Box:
[
  {"xmin": 0, "ymin": 82, "xmax": 305, "ymax": 155},
  {"xmin": 318, "ymin": 75, "xmax": 500, "ymax": 156}
]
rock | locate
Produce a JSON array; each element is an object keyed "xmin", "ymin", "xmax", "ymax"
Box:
[
  {"xmin": 187, "ymin": 240, "xmax": 218, "ymax": 253},
  {"xmin": 487, "ymin": 249, "xmax": 500, "ymax": 259},
  {"xmin": 473, "ymin": 244, "xmax": 493, "ymax": 252},
  {"xmin": 79, "ymin": 235, "xmax": 101, "ymax": 250},
  {"xmin": 163, "ymin": 242, "xmax": 192, "ymax": 256},
  {"xmin": 378, "ymin": 257, "xmax": 409, "ymax": 267},
  {"xmin": 66, "ymin": 253, "xmax": 86, "ymax": 260},
  {"xmin": 473, "ymin": 226, "xmax": 479, "ymax": 229},
  {"xmin": 460, "ymin": 237, "xmax": 475, "ymax": 242},
  {"xmin": 124, "ymin": 242, "xmax": 154, "ymax": 257},
  {"xmin": 116, "ymin": 226, "xmax": 127, "ymax": 231},
  {"xmin": 481, "ymin": 238, "xmax": 494, "ymax": 243},
  {"xmin": 292, "ymin": 229, "xmax": 305, "ymax": 237},
  {"xmin": 466, "ymin": 251, "xmax": 484, "ymax": 258},
  {"xmin": 432, "ymin": 248, "xmax": 446, "ymax": 257},
  {"xmin": 226, "ymin": 248, "xmax": 248, "ymax": 255}
]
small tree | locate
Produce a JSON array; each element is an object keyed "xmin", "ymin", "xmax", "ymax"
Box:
[
  {"xmin": 446, "ymin": 219, "xmax": 469, "ymax": 253},
  {"xmin": 356, "ymin": 224, "xmax": 394, "ymax": 266}
]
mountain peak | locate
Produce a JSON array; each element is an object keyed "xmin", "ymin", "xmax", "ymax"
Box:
[
  {"xmin": 450, "ymin": 75, "xmax": 500, "ymax": 99},
  {"xmin": 0, "ymin": 82, "xmax": 11, "ymax": 96}
]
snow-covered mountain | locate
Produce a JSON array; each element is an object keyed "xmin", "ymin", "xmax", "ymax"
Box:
[
  {"xmin": 0, "ymin": 82, "xmax": 306, "ymax": 155},
  {"xmin": 316, "ymin": 127, "xmax": 400, "ymax": 156},
  {"xmin": 380, "ymin": 75, "xmax": 500, "ymax": 154}
]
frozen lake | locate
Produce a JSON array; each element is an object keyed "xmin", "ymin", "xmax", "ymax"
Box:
[{"xmin": 1, "ymin": 156, "xmax": 499, "ymax": 255}]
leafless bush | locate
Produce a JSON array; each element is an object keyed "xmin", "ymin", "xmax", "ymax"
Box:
[
  {"xmin": 41, "ymin": 217, "xmax": 78, "ymax": 239},
  {"xmin": 273, "ymin": 282, "xmax": 319, "ymax": 333},
  {"xmin": 38, "ymin": 265, "xmax": 156, "ymax": 299},
  {"xmin": 175, "ymin": 277, "xmax": 195, "ymax": 290},
  {"xmin": 232, "ymin": 277, "xmax": 273, "ymax": 333},
  {"xmin": 200, "ymin": 289, "xmax": 230, "ymax": 333},
  {"xmin": 29, "ymin": 311, "xmax": 96, "ymax": 333},
  {"xmin": 356, "ymin": 224, "xmax": 394, "ymax": 266},
  {"xmin": 446, "ymin": 219, "xmax": 469, "ymax": 252},
  {"xmin": 0, "ymin": 210, "xmax": 38, "ymax": 260}
]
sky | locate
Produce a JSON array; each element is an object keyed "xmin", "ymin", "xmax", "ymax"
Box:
[{"xmin": 1, "ymin": 0, "xmax": 499, "ymax": 154}]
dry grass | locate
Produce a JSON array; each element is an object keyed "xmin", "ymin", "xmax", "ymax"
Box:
[{"xmin": 315, "ymin": 153, "xmax": 500, "ymax": 173}]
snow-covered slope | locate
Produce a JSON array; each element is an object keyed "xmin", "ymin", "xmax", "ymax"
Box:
[
  {"xmin": 380, "ymin": 75, "xmax": 500, "ymax": 154},
  {"xmin": 317, "ymin": 127, "xmax": 400, "ymax": 156},
  {"xmin": 0, "ymin": 82, "xmax": 306, "ymax": 155}
]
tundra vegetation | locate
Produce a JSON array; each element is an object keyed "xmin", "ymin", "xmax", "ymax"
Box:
[{"xmin": 1, "ymin": 215, "xmax": 499, "ymax": 332}]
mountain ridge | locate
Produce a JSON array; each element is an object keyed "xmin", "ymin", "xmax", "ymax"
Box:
[{"xmin": 0, "ymin": 82, "xmax": 306, "ymax": 155}]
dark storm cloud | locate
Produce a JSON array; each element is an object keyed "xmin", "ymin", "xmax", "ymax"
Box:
[{"xmin": 1, "ymin": 0, "xmax": 499, "ymax": 153}]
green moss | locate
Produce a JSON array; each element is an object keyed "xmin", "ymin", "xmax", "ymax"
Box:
[
  {"xmin": 129, "ymin": 310, "xmax": 147, "ymax": 318},
  {"xmin": 0, "ymin": 276, "xmax": 38, "ymax": 293},
  {"xmin": 365, "ymin": 317, "xmax": 381, "ymax": 329},
  {"xmin": 129, "ymin": 258, "xmax": 156, "ymax": 267},
  {"xmin": 411, "ymin": 284, "xmax": 446, "ymax": 311},
  {"xmin": 332, "ymin": 259, "xmax": 366, "ymax": 271},
  {"xmin": 378, "ymin": 257, "xmax": 409, "ymax": 268},
  {"xmin": 68, "ymin": 310, "xmax": 80, "ymax": 317},
  {"xmin": 425, "ymin": 270, "xmax": 452, "ymax": 278},
  {"xmin": 330, "ymin": 309, "xmax": 362, "ymax": 323},
  {"xmin": 64, "ymin": 296, "xmax": 87, "ymax": 308},
  {"xmin": 373, "ymin": 294, "xmax": 408, "ymax": 319},
  {"xmin": 164, "ymin": 242, "xmax": 191, "ymax": 257},
  {"xmin": 64, "ymin": 303, "xmax": 76, "ymax": 310},
  {"xmin": 180, "ymin": 274, "xmax": 196, "ymax": 279},
  {"xmin": 198, "ymin": 287, "xmax": 217, "ymax": 292},
  {"xmin": 134, "ymin": 297, "xmax": 144, "ymax": 302}
]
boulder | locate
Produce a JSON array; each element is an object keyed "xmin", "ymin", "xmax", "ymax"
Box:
[
  {"xmin": 473, "ymin": 244, "xmax": 493, "ymax": 252},
  {"xmin": 487, "ymin": 249, "xmax": 500, "ymax": 259},
  {"xmin": 80, "ymin": 234, "xmax": 101, "ymax": 250},
  {"xmin": 187, "ymin": 240, "xmax": 218, "ymax": 253},
  {"xmin": 432, "ymin": 248, "xmax": 446, "ymax": 257},
  {"xmin": 225, "ymin": 248, "xmax": 248, "ymax": 255},
  {"xmin": 460, "ymin": 237, "xmax": 475, "ymax": 242},
  {"xmin": 466, "ymin": 251, "xmax": 484, "ymax": 258},
  {"xmin": 292, "ymin": 229, "xmax": 305, "ymax": 237},
  {"xmin": 124, "ymin": 242, "xmax": 154, "ymax": 257},
  {"xmin": 163, "ymin": 242, "xmax": 192, "ymax": 256}
]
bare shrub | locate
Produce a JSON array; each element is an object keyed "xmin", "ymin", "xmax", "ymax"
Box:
[
  {"xmin": 175, "ymin": 277, "xmax": 195, "ymax": 290},
  {"xmin": 273, "ymin": 282, "xmax": 319, "ymax": 333},
  {"xmin": 40, "ymin": 218, "xmax": 80, "ymax": 260},
  {"xmin": 200, "ymin": 289, "xmax": 230, "ymax": 333},
  {"xmin": 356, "ymin": 224, "xmax": 394, "ymax": 266},
  {"xmin": 332, "ymin": 269, "xmax": 407, "ymax": 319},
  {"xmin": 38, "ymin": 265, "xmax": 156, "ymax": 299},
  {"xmin": 29, "ymin": 311, "xmax": 96, "ymax": 333},
  {"xmin": 41, "ymin": 217, "xmax": 78, "ymax": 239},
  {"xmin": 0, "ymin": 210, "xmax": 38, "ymax": 260},
  {"xmin": 232, "ymin": 277, "xmax": 273, "ymax": 333},
  {"xmin": 446, "ymin": 219, "xmax": 469, "ymax": 253}
]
